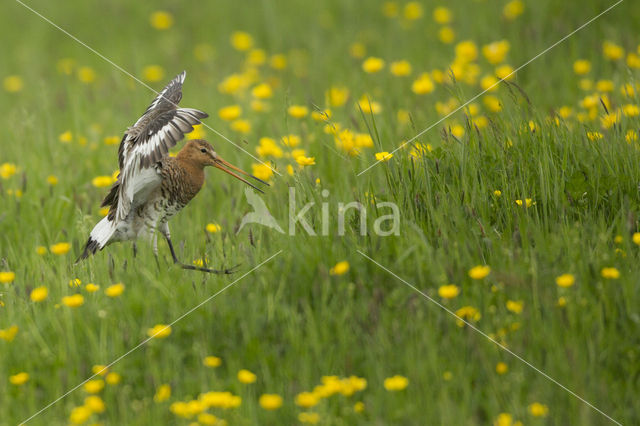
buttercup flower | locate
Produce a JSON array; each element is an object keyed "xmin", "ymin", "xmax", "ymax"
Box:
[
  {"xmin": 238, "ymin": 369, "xmax": 257, "ymax": 383},
  {"xmin": 329, "ymin": 261, "xmax": 349, "ymax": 275},
  {"xmin": 259, "ymin": 393, "xmax": 283, "ymax": 410},
  {"xmin": 468, "ymin": 265, "xmax": 490, "ymax": 279},
  {"xmin": 384, "ymin": 375, "xmax": 409, "ymax": 391},
  {"xmin": 556, "ymin": 274, "xmax": 575, "ymax": 288}
]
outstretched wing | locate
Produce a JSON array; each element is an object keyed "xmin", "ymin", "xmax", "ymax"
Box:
[{"xmin": 107, "ymin": 71, "xmax": 208, "ymax": 221}]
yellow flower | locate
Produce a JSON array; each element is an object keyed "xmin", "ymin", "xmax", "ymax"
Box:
[
  {"xmin": 573, "ymin": 59, "xmax": 591, "ymax": 75},
  {"xmin": 270, "ymin": 54, "xmax": 288, "ymax": 70},
  {"xmin": 494, "ymin": 413, "xmax": 513, "ymax": 426},
  {"xmin": 329, "ymin": 261, "xmax": 350, "ymax": 276},
  {"xmin": 600, "ymin": 267, "xmax": 620, "ymax": 279},
  {"xmin": 596, "ymin": 79, "xmax": 614, "ymax": 92},
  {"xmin": 49, "ymin": 242, "xmax": 71, "ymax": 255},
  {"xmin": 295, "ymin": 392, "xmax": 319, "ymax": 408},
  {"xmin": 496, "ymin": 362, "xmax": 508, "ymax": 374},
  {"xmin": 403, "ymin": 2, "xmax": 423, "ymax": 20},
  {"xmin": 237, "ymin": 369, "xmax": 257, "ymax": 383},
  {"xmin": 84, "ymin": 395, "xmax": 105, "ymax": 413},
  {"xmin": 36, "ymin": 245, "xmax": 47, "ymax": 255},
  {"xmin": 0, "ymin": 163, "xmax": 17, "ymax": 179},
  {"xmin": 92, "ymin": 175, "xmax": 114, "ymax": 188},
  {"xmin": 84, "ymin": 283, "xmax": 99, "ymax": 293},
  {"xmin": 259, "ymin": 394, "xmax": 283, "ymax": 410},
  {"xmin": 515, "ymin": 198, "xmax": 534, "ymax": 207},
  {"xmin": 105, "ymin": 283, "xmax": 125, "ymax": 297},
  {"xmin": 0, "ymin": 325, "xmax": 19, "ymax": 342},
  {"xmin": 493, "ymin": 190, "xmax": 502, "ymax": 197},
  {"xmin": 482, "ymin": 40, "xmax": 510, "ymax": 65},
  {"xmin": 556, "ymin": 273, "xmax": 575, "ymax": 288},
  {"xmin": 231, "ymin": 119, "xmax": 251, "ymax": 134},
  {"xmin": 390, "ymin": 60, "xmax": 412, "ymax": 77},
  {"xmin": 203, "ymin": 356, "xmax": 222, "ymax": 367},
  {"xmin": 362, "ymin": 57, "xmax": 385, "ymax": 73},
  {"xmin": 627, "ymin": 52, "xmax": 640, "ymax": 68},
  {"xmin": 142, "ymin": 65, "xmax": 165, "ymax": 83},
  {"xmin": 503, "ymin": 0, "xmax": 524, "ymax": 20},
  {"xmin": 9, "ymin": 372, "xmax": 29, "ymax": 385},
  {"xmin": 603, "ymin": 41, "xmax": 624, "ymax": 60},
  {"xmin": 288, "ymin": 105, "xmax": 309, "ymax": 118},
  {"xmin": 62, "ymin": 294, "xmax": 84, "ymax": 308},
  {"xmin": 375, "ymin": 151, "xmax": 393, "ymax": 162},
  {"xmin": 252, "ymin": 83, "xmax": 273, "ymax": 99},
  {"xmin": 150, "ymin": 10, "xmax": 173, "ymax": 30},
  {"xmin": 69, "ymin": 278, "xmax": 82, "ymax": 287},
  {"xmin": 326, "ymin": 86, "xmax": 350, "ymax": 107},
  {"xmin": 528, "ymin": 402, "xmax": 549, "ymax": 417},
  {"xmin": 198, "ymin": 413, "xmax": 218, "ymax": 425},
  {"xmin": 92, "ymin": 365, "xmax": 108, "ymax": 376},
  {"xmin": 69, "ymin": 405, "xmax": 91, "ymax": 424},
  {"xmin": 495, "ymin": 64, "xmax": 515, "ymax": 80},
  {"xmin": 383, "ymin": 375, "xmax": 409, "ymax": 391},
  {"xmin": 0, "ymin": 271, "xmax": 15, "ymax": 284},
  {"xmin": 480, "ymin": 75, "xmax": 499, "ymax": 92},
  {"xmin": 623, "ymin": 104, "xmax": 640, "ymax": 117},
  {"xmin": 455, "ymin": 40, "xmax": 478, "ymax": 63},
  {"xmin": 77, "ymin": 66, "xmax": 96, "ymax": 84},
  {"xmin": 154, "ymin": 384, "xmax": 171, "ymax": 402},
  {"xmin": 311, "ymin": 109, "xmax": 332, "ymax": 121},
  {"xmin": 438, "ymin": 27, "xmax": 455, "ymax": 44},
  {"xmin": 506, "ymin": 300, "xmax": 523, "ymax": 314},
  {"xmin": 256, "ymin": 137, "xmax": 283, "ymax": 158},
  {"xmin": 83, "ymin": 379, "xmax": 104, "ymax": 394},
  {"xmin": 438, "ymin": 284, "xmax": 460, "ymax": 299},
  {"xmin": 3, "ymin": 75, "xmax": 24, "ymax": 93},
  {"xmin": 626, "ymin": 130, "xmax": 639, "ymax": 143},
  {"xmin": 483, "ymin": 95, "xmax": 502, "ymax": 112},
  {"xmin": 30, "ymin": 286, "xmax": 48, "ymax": 302},
  {"xmin": 299, "ymin": 412, "xmax": 320, "ymax": 424},
  {"xmin": 357, "ymin": 95, "xmax": 382, "ymax": 114},
  {"xmin": 281, "ymin": 134, "xmax": 301, "ymax": 147},
  {"xmin": 218, "ymin": 105, "xmax": 242, "ymax": 121},
  {"xmin": 455, "ymin": 306, "xmax": 481, "ymax": 326},
  {"xmin": 105, "ymin": 372, "xmax": 121, "ymax": 385},
  {"xmin": 349, "ymin": 42, "xmax": 366, "ymax": 59},
  {"xmin": 252, "ymin": 162, "xmax": 274, "ymax": 181},
  {"xmin": 296, "ymin": 156, "xmax": 316, "ymax": 166},
  {"xmin": 147, "ymin": 324, "xmax": 172, "ymax": 339},
  {"xmin": 433, "ymin": 6, "xmax": 452, "ymax": 24},
  {"xmin": 231, "ymin": 31, "xmax": 253, "ymax": 51},
  {"xmin": 205, "ymin": 223, "xmax": 221, "ymax": 234},
  {"xmin": 468, "ymin": 265, "xmax": 490, "ymax": 280},
  {"xmin": 412, "ymin": 73, "xmax": 435, "ymax": 94}
]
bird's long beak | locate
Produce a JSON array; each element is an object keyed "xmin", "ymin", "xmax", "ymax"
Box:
[{"xmin": 213, "ymin": 156, "xmax": 269, "ymax": 194}]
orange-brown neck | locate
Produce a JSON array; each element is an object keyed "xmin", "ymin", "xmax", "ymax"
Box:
[{"xmin": 175, "ymin": 154, "xmax": 205, "ymax": 196}]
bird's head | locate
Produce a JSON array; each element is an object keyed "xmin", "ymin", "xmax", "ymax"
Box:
[{"xmin": 180, "ymin": 140, "xmax": 269, "ymax": 193}]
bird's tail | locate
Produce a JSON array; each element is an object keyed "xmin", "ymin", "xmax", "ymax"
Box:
[{"xmin": 76, "ymin": 216, "xmax": 117, "ymax": 262}]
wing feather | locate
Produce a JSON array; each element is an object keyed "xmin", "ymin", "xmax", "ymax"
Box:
[{"xmin": 108, "ymin": 71, "xmax": 209, "ymax": 221}]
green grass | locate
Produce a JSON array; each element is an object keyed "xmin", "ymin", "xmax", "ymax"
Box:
[{"xmin": 1, "ymin": 0, "xmax": 640, "ymax": 424}]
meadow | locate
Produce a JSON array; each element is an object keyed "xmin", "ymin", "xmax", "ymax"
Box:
[{"xmin": 1, "ymin": 0, "xmax": 640, "ymax": 424}]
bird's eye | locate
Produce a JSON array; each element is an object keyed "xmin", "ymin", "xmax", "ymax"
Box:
[{"xmin": 200, "ymin": 148, "xmax": 207, "ymax": 153}]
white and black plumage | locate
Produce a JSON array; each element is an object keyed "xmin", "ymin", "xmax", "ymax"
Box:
[{"xmin": 77, "ymin": 71, "xmax": 268, "ymax": 273}]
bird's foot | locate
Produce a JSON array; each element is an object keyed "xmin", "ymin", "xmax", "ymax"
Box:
[{"xmin": 179, "ymin": 262, "xmax": 241, "ymax": 275}]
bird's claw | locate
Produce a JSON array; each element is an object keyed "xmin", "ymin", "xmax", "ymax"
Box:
[{"xmin": 179, "ymin": 262, "xmax": 241, "ymax": 275}]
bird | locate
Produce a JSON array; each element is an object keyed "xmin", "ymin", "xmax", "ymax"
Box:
[{"xmin": 77, "ymin": 71, "xmax": 269, "ymax": 273}]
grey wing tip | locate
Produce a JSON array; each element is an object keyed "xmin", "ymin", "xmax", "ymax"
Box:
[{"xmin": 75, "ymin": 237, "xmax": 100, "ymax": 263}]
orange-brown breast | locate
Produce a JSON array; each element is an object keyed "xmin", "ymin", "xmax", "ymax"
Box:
[{"xmin": 160, "ymin": 156, "xmax": 205, "ymax": 206}]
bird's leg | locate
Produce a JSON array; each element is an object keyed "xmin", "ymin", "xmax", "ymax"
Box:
[{"xmin": 160, "ymin": 222, "xmax": 238, "ymax": 274}]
